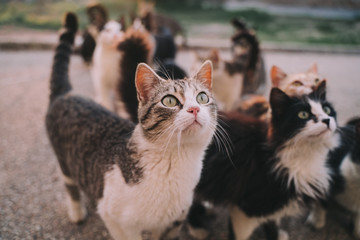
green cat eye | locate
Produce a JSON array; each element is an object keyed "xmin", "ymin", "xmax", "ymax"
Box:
[
  {"xmin": 315, "ymin": 78, "xmax": 320, "ymax": 83},
  {"xmin": 197, "ymin": 92, "xmax": 209, "ymax": 104},
  {"xmin": 323, "ymin": 106, "xmax": 332, "ymax": 115},
  {"xmin": 298, "ymin": 111, "xmax": 310, "ymax": 119},
  {"xmin": 162, "ymin": 95, "xmax": 178, "ymax": 107}
]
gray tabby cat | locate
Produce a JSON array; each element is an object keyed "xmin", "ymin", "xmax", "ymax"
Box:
[{"xmin": 46, "ymin": 13, "xmax": 217, "ymax": 240}]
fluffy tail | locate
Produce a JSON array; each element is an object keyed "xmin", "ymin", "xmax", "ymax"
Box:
[
  {"xmin": 117, "ymin": 29, "xmax": 154, "ymax": 123},
  {"xmin": 49, "ymin": 12, "xmax": 78, "ymax": 103}
]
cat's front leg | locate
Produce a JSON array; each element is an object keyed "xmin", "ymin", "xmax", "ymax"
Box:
[
  {"xmin": 306, "ymin": 202, "xmax": 326, "ymax": 229},
  {"xmin": 263, "ymin": 220, "xmax": 289, "ymax": 240},
  {"xmin": 354, "ymin": 211, "xmax": 360, "ymax": 239},
  {"xmin": 229, "ymin": 206, "xmax": 260, "ymax": 240},
  {"xmin": 63, "ymin": 176, "xmax": 87, "ymax": 224},
  {"xmin": 101, "ymin": 213, "xmax": 141, "ymax": 240}
]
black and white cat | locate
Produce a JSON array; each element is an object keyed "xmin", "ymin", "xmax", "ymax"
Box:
[
  {"xmin": 46, "ymin": 13, "xmax": 217, "ymax": 240},
  {"xmin": 188, "ymin": 80, "xmax": 340, "ymax": 240}
]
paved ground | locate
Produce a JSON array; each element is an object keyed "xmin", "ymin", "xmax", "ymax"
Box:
[{"xmin": 1, "ymin": 49, "xmax": 360, "ymax": 240}]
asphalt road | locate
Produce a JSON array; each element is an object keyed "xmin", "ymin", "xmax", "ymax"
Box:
[{"xmin": 1, "ymin": 50, "xmax": 359, "ymax": 240}]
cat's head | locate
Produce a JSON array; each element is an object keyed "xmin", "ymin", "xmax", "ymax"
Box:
[
  {"xmin": 97, "ymin": 20, "xmax": 124, "ymax": 47},
  {"xmin": 135, "ymin": 61, "xmax": 217, "ymax": 145},
  {"xmin": 269, "ymin": 80, "xmax": 338, "ymax": 148},
  {"xmin": 271, "ymin": 64, "xmax": 326, "ymax": 97}
]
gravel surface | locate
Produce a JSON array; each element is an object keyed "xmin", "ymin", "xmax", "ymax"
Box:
[{"xmin": 1, "ymin": 50, "xmax": 359, "ymax": 240}]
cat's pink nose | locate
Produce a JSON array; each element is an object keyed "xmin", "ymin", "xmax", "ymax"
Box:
[{"xmin": 187, "ymin": 107, "xmax": 200, "ymax": 117}]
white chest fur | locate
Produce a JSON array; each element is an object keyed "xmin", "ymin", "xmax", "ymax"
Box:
[
  {"xmin": 97, "ymin": 144, "xmax": 204, "ymax": 239},
  {"xmin": 275, "ymin": 136, "xmax": 339, "ymax": 199},
  {"xmin": 91, "ymin": 44, "xmax": 122, "ymax": 111}
]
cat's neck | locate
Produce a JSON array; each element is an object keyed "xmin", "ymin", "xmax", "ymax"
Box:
[
  {"xmin": 273, "ymin": 133, "xmax": 340, "ymax": 199},
  {"xmin": 129, "ymin": 125, "xmax": 207, "ymax": 176}
]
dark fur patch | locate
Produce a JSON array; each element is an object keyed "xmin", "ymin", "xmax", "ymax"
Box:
[
  {"xmin": 65, "ymin": 184, "xmax": 81, "ymax": 201},
  {"xmin": 79, "ymin": 30, "xmax": 96, "ymax": 64},
  {"xmin": 117, "ymin": 29, "xmax": 153, "ymax": 123}
]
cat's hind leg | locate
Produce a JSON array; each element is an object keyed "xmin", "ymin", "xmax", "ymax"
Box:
[
  {"xmin": 63, "ymin": 175, "xmax": 87, "ymax": 224},
  {"xmin": 229, "ymin": 206, "xmax": 260, "ymax": 240},
  {"xmin": 263, "ymin": 220, "xmax": 289, "ymax": 240}
]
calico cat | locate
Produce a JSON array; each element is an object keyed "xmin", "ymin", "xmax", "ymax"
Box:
[
  {"xmin": 188, "ymin": 80, "xmax": 340, "ymax": 240},
  {"xmin": 46, "ymin": 13, "xmax": 217, "ymax": 240},
  {"xmin": 271, "ymin": 63, "xmax": 325, "ymax": 97},
  {"xmin": 231, "ymin": 18, "xmax": 266, "ymax": 95},
  {"xmin": 306, "ymin": 118, "xmax": 360, "ymax": 238},
  {"xmin": 79, "ymin": 3, "xmax": 109, "ymax": 64},
  {"xmin": 138, "ymin": 0, "xmax": 187, "ymax": 46},
  {"xmin": 91, "ymin": 20, "xmax": 124, "ymax": 111}
]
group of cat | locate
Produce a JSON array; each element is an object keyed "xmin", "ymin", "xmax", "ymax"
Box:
[{"xmin": 45, "ymin": 8, "xmax": 360, "ymax": 240}]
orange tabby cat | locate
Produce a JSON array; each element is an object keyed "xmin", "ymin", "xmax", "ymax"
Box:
[{"xmin": 271, "ymin": 63, "xmax": 326, "ymax": 97}]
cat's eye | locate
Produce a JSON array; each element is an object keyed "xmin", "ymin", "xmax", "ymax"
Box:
[
  {"xmin": 298, "ymin": 111, "xmax": 310, "ymax": 119},
  {"xmin": 197, "ymin": 92, "xmax": 209, "ymax": 104},
  {"xmin": 162, "ymin": 95, "xmax": 178, "ymax": 107},
  {"xmin": 323, "ymin": 106, "xmax": 332, "ymax": 115},
  {"xmin": 315, "ymin": 78, "xmax": 320, "ymax": 83},
  {"xmin": 292, "ymin": 81, "xmax": 303, "ymax": 87}
]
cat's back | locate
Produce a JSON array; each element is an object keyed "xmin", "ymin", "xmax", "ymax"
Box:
[
  {"xmin": 46, "ymin": 94, "xmax": 135, "ymax": 200},
  {"xmin": 46, "ymin": 94, "xmax": 134, "ymax": 150}
]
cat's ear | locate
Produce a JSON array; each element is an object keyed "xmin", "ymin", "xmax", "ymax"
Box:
[
  {"xmin": 194, "ymin": 60, "xmax": 213, "ymax": 90},
  {"xmin": 271, "ymin": 66, "xmax": 287, "ymax": 87},
  {"xmin": 135, "ymin": 63, "xmax": 163, "ymax": 102},
  {"xmin": 312, "ymin": 80, "xmax": 327, "ymax": 101},
  {"xmin": 307, "ymin": 63, "xmax": 318, "ymax": 74},
  {"xmin": 270, "ymin": 88, "xmax": 291, "ymax": 117}
]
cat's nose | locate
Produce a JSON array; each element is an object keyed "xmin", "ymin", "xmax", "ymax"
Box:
[
  {"xmin": 322, "ymin": 118, "xmax": 330, "ymax": 128},
  {"xmin": 187, "ymin": 107, "xmax": 200, "ymax": 117}
]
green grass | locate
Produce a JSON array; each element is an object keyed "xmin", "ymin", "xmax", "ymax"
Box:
[
  {"xmin": 0, "ymin": 1, "xmax": 359, "ymax": 46},
  {"xmin": 0, "ymin": 1, "xmax": 136, "ymax": 30},
  {"xmin": 157, "ymin": 7, "xmax": 360, "ymax": 46}
]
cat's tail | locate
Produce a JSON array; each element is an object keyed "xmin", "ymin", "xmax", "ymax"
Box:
[
  {"xmin": 49, "ymin": 12, "xmax": 78, "ymax": 103},
  {"xmin": 117, "ymin": 28, "xmax": 155, "ymax": 122}
]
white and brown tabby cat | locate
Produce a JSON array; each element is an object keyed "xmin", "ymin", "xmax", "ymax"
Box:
[
  {"xmin": 46, "ymin": 13, "xmax": 217, "ymax": 240},
  {"xmin": 271, "ymin": 63, "xmax": 325, "ymax": 97}
]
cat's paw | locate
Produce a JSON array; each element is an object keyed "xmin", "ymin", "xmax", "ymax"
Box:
[
  {"xmin": 353, "ymin": 215, "xmax": 360, "ymax": 239},
  {"xmin": 67, "ymin": 200, "xmax": 87, "ymax": 224},
  {"xmin": 278, "ymin": 229, "xmax": 289, "ymax": 240},
  {"xmin": 306, "ymin": 209, "xmax": 326, "ymax": 229},
  {"xmin": 187, "ymin": 224, "xmax": 209, "ymax": 240}
]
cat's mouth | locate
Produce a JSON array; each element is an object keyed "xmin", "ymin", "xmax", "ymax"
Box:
[
  {"xmin": 310, "ymin": 129, "xmax": 330, "ymax": 138},
  {"xmin": 184, "ymin": 120, "xmax": 202, "ymax": 132}
]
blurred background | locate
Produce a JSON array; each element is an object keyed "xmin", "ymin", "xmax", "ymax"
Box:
[{"xmin": 1, "ymin": 0, "xmax": 360, "ymax": 49}]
